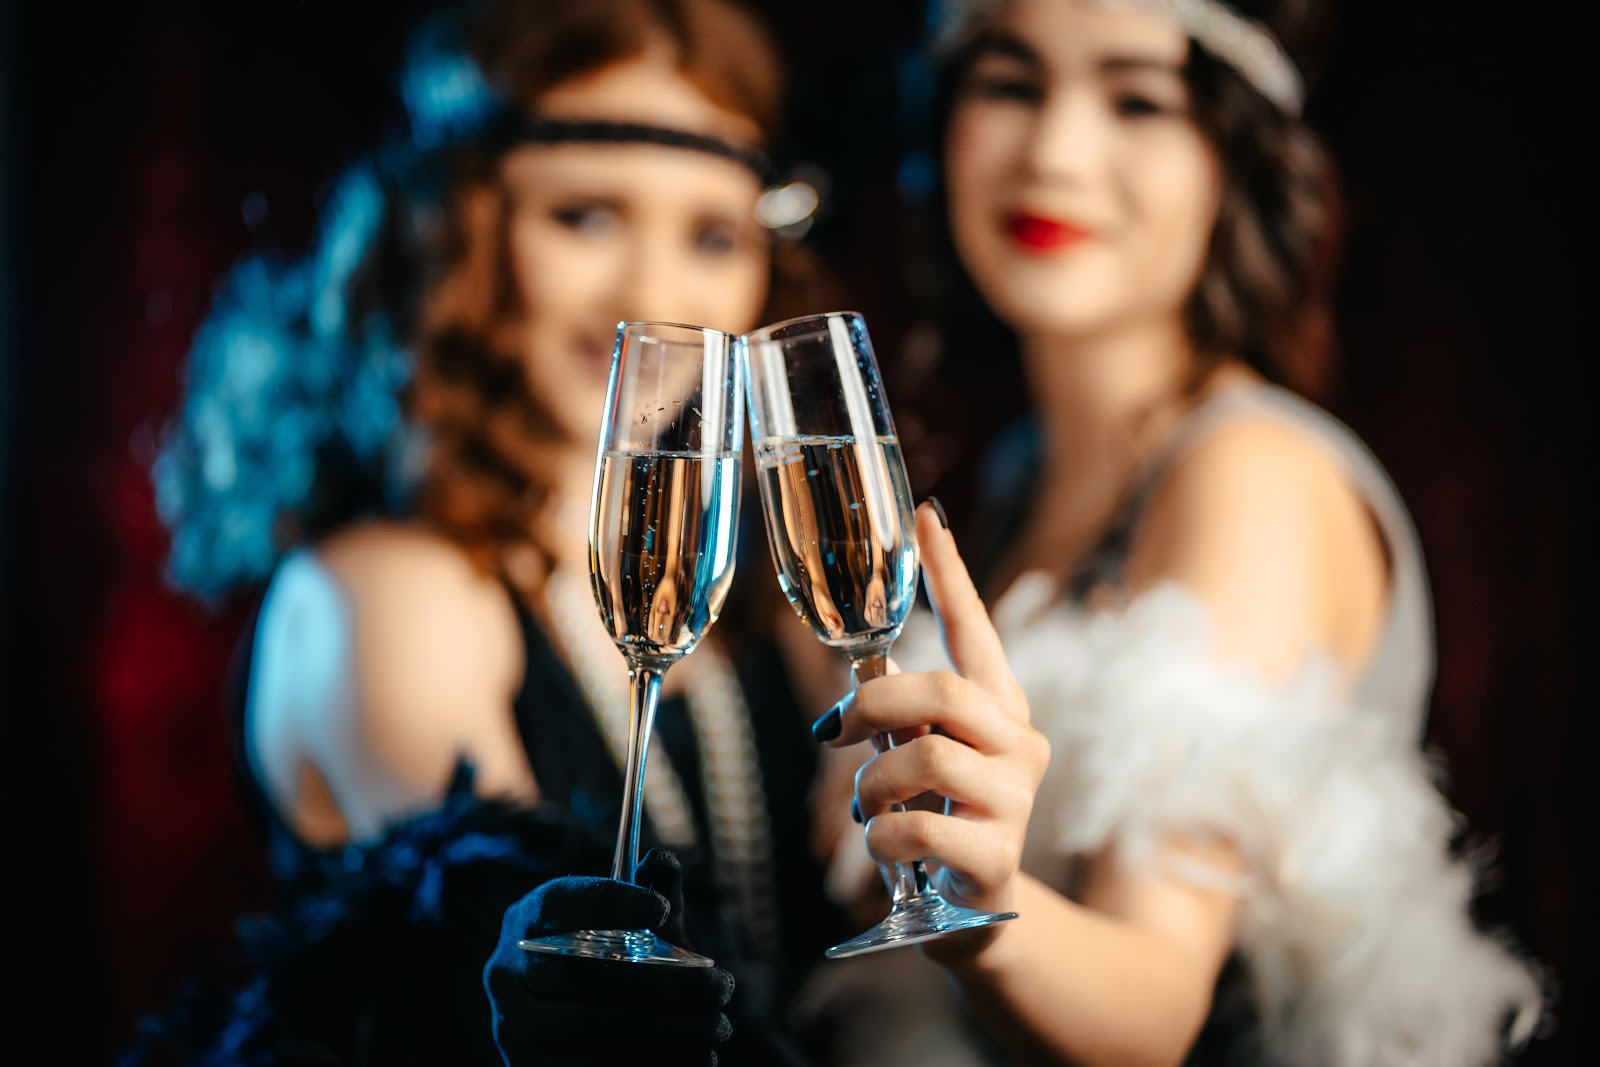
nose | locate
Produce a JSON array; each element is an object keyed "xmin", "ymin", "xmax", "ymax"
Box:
[
  {"xmin": 612, "ymin": 227, "xmax": 697, "ymax": 327},
  {"xmin": 1021, "ymin": 89, "xmax": 1107, "ymax": 185}
]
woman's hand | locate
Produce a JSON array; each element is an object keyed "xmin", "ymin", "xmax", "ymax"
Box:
[
  {"xmin": 483, "ymin": 849, "xmax": 734, "ymax": 1066},
  {"xmin": 814, "ymin": 500, "xmax": 1050, "ymax": 952}
]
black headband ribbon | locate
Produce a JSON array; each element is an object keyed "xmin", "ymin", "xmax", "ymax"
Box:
[{"xmin": 483, "ymin": 114, "xmax": 772, "ymax": 183}]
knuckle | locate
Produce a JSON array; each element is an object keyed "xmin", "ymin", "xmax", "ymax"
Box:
[
  {"xmin": 993, "ymin": 776, "xmax": 1030, "ymax": 817},
  {"xmin": 991, "ymin": 830, "xmax": 1023, "ymax": 876},
  {"xmin": 842, "ymin": 686, "xmax": 873, "ymax": 728},
  {"xmin": 853, "ymin": 756, "xmax": 887, "ymax": 811},
  {"xmin": 903, "ymin": 809, "xmax": 945, "ymax": 854},
  {"xmin": 862, "ymin": 815, "xmax": 896, "ymax": 864},
  {"xmin": 1021, "ymin": 727, "xmax": 1051, "ymax": 772},
  {"xmin": 908, "ymin": 812, "xmax": 940, "ymax": 857},
  {"xmin": 913, "ymin": 733, "xmax": 958, "ymax": 779},
  {"xmin": 852, "ymin": 755, "xmax": 874, "ymax": 794},
  {"xmin": 864, "ymin": 808, "xmax": 943, "ymax": 864},
  {"xmin": 1016, "ymin": 779, "xmax": 1042, "ymax": 818}
]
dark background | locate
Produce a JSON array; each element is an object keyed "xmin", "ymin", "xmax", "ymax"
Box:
[{"xmin": 2, "ymin": 1, "xmax": 1589, "ymax": 1063}]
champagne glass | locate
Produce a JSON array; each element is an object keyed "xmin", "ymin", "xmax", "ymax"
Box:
[
  {"xmin": 519, "ymin": 320, "xmax": 744, "ymax": 967},
  {"xmin": 744, "ymin": 310, "xmax": 1017, "ymax": 959}
]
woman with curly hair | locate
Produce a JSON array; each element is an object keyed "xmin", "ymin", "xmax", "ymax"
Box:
[
  {"xmin": 798, "ymin": 1, "xmax": 1550, "ymax": 1064},
  {"xmin": 135, "ymin": 1, "xmax": 848, "ymax": 1064}
]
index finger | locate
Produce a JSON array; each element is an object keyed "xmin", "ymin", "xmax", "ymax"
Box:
[{"xmin": 915, "ymin": 499, "xmax": 1018, "ymax": 703}]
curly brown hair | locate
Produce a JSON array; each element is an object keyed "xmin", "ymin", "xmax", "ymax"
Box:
[{"xmin": 404, "ymin": 0, "xmax": 786, "ymax": 596}]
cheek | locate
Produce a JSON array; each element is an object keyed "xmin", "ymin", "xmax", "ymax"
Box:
[
  {"xmin": 508, "ymin": 220, "xmax": 613, "ymax": 317},
  {"xmin": 943, "ymin": 114, "xmax": 1007, "ymax": 271},
  {"xmin": 506, "ymin": 218, "xmax": 556, "ymax": 313},
  {"xmin": 1134, "ymin": 140, "xmax": 1222, "ymax": 274},
  {"xmin": 944, "ymin": 110, "xmax": 1009, "ymax": 208},
  {"xmin": 943, "ymin": 113, "xmax": 981, "ymax": 182}
]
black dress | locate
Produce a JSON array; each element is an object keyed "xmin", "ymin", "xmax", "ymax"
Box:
[{"xmin": 119, "ymin": 594, "xmax": 849, "ymax": 1067}]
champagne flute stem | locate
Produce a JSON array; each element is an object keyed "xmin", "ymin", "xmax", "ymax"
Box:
[
  {"xmin": 612, "ymin": 663, "xmax": 665, "ymax": 882},
  {"xmin": 850, "ymin": 651, "xmax": 931, "ymax": 902}
]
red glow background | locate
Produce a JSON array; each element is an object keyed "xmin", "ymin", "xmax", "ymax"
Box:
[{"xmin": 1, "ymin": 2, "xmax": 1588, "ymax": 1064}]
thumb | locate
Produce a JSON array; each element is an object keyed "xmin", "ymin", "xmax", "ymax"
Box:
[{"xmin": 635, "ymin": 848, "xmax": 688, "ymax": 941}]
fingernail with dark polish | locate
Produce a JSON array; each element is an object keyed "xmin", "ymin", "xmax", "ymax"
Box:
[
  {"xmin": 925, "ymin": 495, "xmax": 948, "ymax": 529},
  {"xmin": 811, "ymin": 705, "xmax": 842, "ymax": 743},
  {"xmin": 851, "ymin": 798, "xmax": 863, "ymax": 824}
]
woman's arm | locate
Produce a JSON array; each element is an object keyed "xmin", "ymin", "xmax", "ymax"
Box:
[
  {"xmin": 246, "ymin": 521, "xmax": 536, "ymax": 846},
  {"xmin": 830, "ymin": 504, "xmax": 1230, "ymax": 1065},
  {"xmin": 830, "ymin": 419, "xmax": 1390, "ymax": 1065}
]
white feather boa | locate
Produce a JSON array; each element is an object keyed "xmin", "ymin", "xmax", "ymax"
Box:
[{"xmin": 892, "ymin": 576, "xmax": 1544, "ymax": 1067}]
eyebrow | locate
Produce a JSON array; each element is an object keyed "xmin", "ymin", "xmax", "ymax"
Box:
[
  {"xmin": 1100, "ymin": 56, "xmax": 1187, "ymax": 77},
  {"xmin": 971, "ymin": 31, "xmax": 1187, "ymax": 78},
  {"xmin": 970, "ymin": 31, "xmax": 1044, "ymax": 71}
]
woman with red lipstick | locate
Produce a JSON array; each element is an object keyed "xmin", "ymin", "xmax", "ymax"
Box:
[
  {"xmin": 132, "ymin": 2, "xmax": 852, "ymax": 1065},
  {"xmin": 805, "ymin": 1, "xmax": 1548, "ymax": 1065}
]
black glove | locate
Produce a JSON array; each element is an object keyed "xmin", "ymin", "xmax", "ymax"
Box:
[{"xmin": 483, "ymin": 848, "xmax": 735, "ymax": 1066}]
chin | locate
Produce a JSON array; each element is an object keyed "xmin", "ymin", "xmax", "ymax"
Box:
[
  {"xmin": 524, "ymin": 363, "xmax": 604, "ymax": 433},
  {"xmin": 979, "ymin": 278, "xmax": 1122, "ymax": 341}
]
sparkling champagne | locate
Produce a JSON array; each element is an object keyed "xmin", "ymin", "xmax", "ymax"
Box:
[
  {"xmin": 590, "ymin": 449, "xmax": 740, "ymax": 665},
  {"xmin": 754, "ymin": 434, "xmax": 919, "ymax": 657}
]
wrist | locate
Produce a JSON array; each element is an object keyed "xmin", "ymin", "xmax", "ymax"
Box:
[
  {"xmin": 919, "ymin": 903, "xmax": 1018, "ymax": 977},
  {"xmin": 918, "ymin": 874, "xmax": 1037, "ymax": 980}
]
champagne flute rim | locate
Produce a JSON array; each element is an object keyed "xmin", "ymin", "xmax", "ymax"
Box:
[
  {"xmin": 617, "ymin": 319, "xmax": 740, "ymax": 346},
  {"xmin": 746, "ymin": 309, "xmax": 866, "ymax": 344}
]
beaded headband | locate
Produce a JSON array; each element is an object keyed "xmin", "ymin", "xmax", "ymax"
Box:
[
  {"xmin": 479, "ymin": 112, "xmax": 820, "ymax": 235},
  {"xmin": 482, "ymin": 113, "xmax": 775, "ymax": 183},
  {"xmin": 401, "ymin": 14, "xmax": 819, "ymax": 234},
  {"xmin": 937, "ymin": 0, "xmax": 1305, "ymax": 114}
]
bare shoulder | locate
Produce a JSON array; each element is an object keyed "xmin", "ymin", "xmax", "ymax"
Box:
[
  {"xmin": 310, "ymin": 519, "xmax": 524, "ymax": 718},
  {"xmin": 274, "ymin": 522, "xmax": 515, "ymax": 678},
  {"xmin": 249, "ymin": 521, "xmax": 532, "ymax": 843},
  {"xmin": 1125, "ymin": 415, "xmax": 1388, "ymax": 681},
  {"xmin": 316, "ymin": 521, "xmax": 503, "ymax": 605}
]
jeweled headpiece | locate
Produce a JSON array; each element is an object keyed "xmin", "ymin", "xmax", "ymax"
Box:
[
  {"xmin": 477, "ymin": 114, "xmax": 819, "ymax": 236},
  {"xmin": 934, "ymin": 0, "xmax": 1305, "ymax": 114}
]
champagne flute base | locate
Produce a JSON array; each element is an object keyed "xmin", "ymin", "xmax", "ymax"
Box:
[
  {"xmin": 824, "ymin": 893, "xmax": 1018, "ymax": 959},
  {"xmin": 518, "ymin": 928, "xmax": 715, "ymax": 967}
]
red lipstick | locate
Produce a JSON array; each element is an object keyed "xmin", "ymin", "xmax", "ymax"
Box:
[{"xmin": 1005, "ymin": 212, "xmax": 1092, "ymax": 253}]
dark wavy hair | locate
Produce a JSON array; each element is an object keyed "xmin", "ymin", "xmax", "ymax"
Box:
[
  {"xmin": 1183, "ymin": 0, "xmax": 1336, "ymax": 395},
  {"xmin": 916, "ymin": 0, "xmax": 1337, "ymax": 397}
]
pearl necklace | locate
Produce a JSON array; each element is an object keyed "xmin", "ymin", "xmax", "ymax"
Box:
[{"xmin": 543, "ymin": 565, "xmax": 782, "ymax": 960}]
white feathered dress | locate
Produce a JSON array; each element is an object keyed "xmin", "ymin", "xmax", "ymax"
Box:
[{"xmin": 838, "ymin": 385, "xmax": 1545, "ymax": 1067}]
